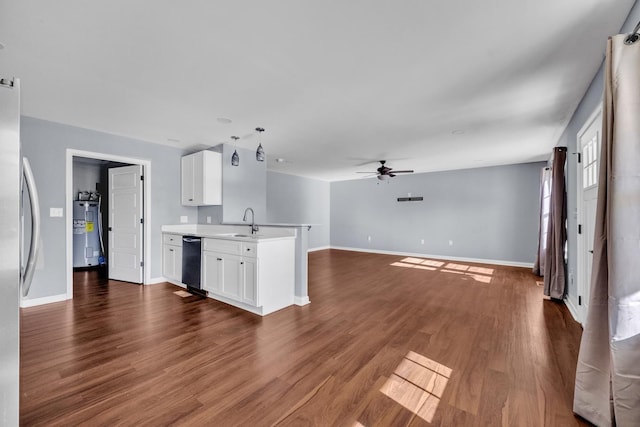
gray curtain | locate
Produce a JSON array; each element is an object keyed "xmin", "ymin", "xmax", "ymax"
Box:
[
  {"xmin": 573, "ymin": 34, "xmax": 640, "ymax": 426},
  {"xmin": 543, "ymin": 147, "xmax": 567, "ymax": 298},
  {"xmin": 533, "ymin": 167, "xmax": 551, "ymax": 276}
]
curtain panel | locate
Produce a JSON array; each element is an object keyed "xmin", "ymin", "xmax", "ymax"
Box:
[
  {"xmin": 573, "ymin": 34, "xmax": 640, "ymax": 427},
  {"xmin": 543, "ymin": 147, "xmax": 567, "ymax": 298},
  {"xmin": 533, "ymin": 167, "xmax": 551, "ymax": 276}
]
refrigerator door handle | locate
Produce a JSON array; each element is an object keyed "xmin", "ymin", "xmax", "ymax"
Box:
[{"xmin": 22, "ymin": 157, "xmax": 41, "ymax": 297}]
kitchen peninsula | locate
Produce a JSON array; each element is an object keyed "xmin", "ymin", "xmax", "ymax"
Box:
[{"xmin": 161, "ymin": 224, "xmax": 310, "ymax": 316}]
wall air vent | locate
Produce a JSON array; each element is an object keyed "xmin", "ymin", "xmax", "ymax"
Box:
[{"xmin": 397, "ymin": 197, "xmax": 423, "ymax": 202}]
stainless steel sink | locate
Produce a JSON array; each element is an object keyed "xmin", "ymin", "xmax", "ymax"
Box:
[{"xmin": 215, "ymin": 233, "xmax": 261, "ymax": 239}]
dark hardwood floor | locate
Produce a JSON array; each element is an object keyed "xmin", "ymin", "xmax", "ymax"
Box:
[{"xmin": 20, "ymin": 250, "xmax": 587, "ymax": 426}]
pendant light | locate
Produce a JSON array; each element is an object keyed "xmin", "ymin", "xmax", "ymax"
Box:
[
  {"xmin": 231, "ymin": 135, "xmax": 240, "ymax": 166},
  {"xmin": 255, "ymin": 127, "xmax": 265, "ymax": 162}
]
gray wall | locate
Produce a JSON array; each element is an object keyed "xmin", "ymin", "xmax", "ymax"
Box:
[
  {"xmin": 220, "ymin": 144, "xmax": 267, "ymax": 223},
  {"xmin": 558, "ymin": 0, "xmax": 640, "ymax": 310},
  {"xmin": 197, "ymin": 144, "xmax": 267, "ymax": 225},
  {"xmin": 72, "ymin": 161, "xmax": 101, "ymax": 196},
  {"xmin": 330, "ymin": 162, "xmax": 544, "ymax": 264},
  {"xmin": 21, "ymin": 116, "xmax": 195, "ymax": 300},
  {"xmin": 266, "ymin": 171, "xmax": 331, "ymax": 249},
  {"xmin": 197, "ymin": 205, "xmax": 223, "ymax": 225}
]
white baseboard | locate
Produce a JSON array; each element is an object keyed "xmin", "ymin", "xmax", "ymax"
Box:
[
  {"xmin": 294, "ymin": 296, "xmax": 310, "ymax": 306},
  {"xmin": 329, "ymin": 246, "xmax": 534, "ymax": 268},
  {"xmin": 146, "ymin": 277, "xmax": 168, "ymax": 285},
  {"xmin": 564, "ymin": 296, "xmax": 581, "ymax": 324},
  {"xmin": 308, "ymin": 246, "xmax": 330, "ymax": 253},
  {"xmin": 20, "ymin": 293, "xmax": 68, "ymax": 308}
]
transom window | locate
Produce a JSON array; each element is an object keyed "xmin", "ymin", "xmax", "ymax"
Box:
[{"xmin": 582, "ymin": 133, "xmax": 599, "ymax": 189}]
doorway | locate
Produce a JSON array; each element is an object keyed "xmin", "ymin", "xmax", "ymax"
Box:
[
  {"xmin": 65, "ymin": 150, "xmax": 151, "ymax": 299},
  {"xmin": 576, "ymin": 107, "xmax": 602, "ymax": 325}
]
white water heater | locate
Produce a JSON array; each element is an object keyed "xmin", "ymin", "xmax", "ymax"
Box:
[{"xmin": 73, "ymin": 201, "xmax": 102, "ymax": 267}]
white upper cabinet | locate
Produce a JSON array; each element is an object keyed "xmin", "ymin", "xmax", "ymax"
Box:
[{"xmin": 181, "ymin": 150, "xmax": 222, "ymax": 206}]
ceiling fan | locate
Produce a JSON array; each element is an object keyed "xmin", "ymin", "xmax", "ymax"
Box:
[{"xmin": 357, "ymin": 160, "xmax": 414, "ymax": 180}]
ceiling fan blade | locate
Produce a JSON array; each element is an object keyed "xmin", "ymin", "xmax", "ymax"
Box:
[
  {"xmin": 388, "ymin": 173, "xmax": 396, "ymax": 177},
  {"xmin": 348, "ymin": 158, "xmax": 383, "ymax": 167},
  {"xmin": 391, "ymin": 170, "xmax": 414, "ymax": 173},
  {"xmin": 356, "ymin": 171, "xmax": 377, "ymax": 173}
]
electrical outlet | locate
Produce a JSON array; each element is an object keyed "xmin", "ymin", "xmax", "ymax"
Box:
[
  {"xmin": 49, "ymin": 207, "xmax": 63, "ymax": 217},
  {"xmin": 180, "ymin": 215, "xmax": 188, "ymax": 223},
  {"xmin": 421, "ymin": 239, "xmax": 425, "ymax": 244},
  {"xmin": 206, "ymin": 216, "xmax": 212, "ymax": 224},
  {"xmin": 367, "ymin": 235, "xmax": 372, "ymax": 243},
  {"xmin": 448, "ymin": 240, "xmax": 454, "ymax": 246}
]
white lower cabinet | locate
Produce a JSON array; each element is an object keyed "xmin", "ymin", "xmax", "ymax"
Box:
[
  {"xmin": 202, "ymin": 239, "xmax": 258, "ymax": 307},
  {"xmin": 222, "ymin": 255, "xmax": 243, "ymax": 300},
  {"xmin": 162, "ymin": 234, "xmax": 183, "ymax": 282},
  {"xmin": 202, "ymin": 250, "xmax": 222, "ymax": 293},
  {"xmin": 241, "ymin": 257, "xmax": 258, "ymax": 306}
]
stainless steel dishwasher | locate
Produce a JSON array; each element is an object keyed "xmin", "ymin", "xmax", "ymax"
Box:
[{"xmin": 182, "ymin": 236, "xmax": 205, "ymax": 295}]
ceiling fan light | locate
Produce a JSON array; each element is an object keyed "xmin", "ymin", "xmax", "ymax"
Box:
[
  {"xmin": 377, "ymin": 174, "xmax": 389, "ymax": 181},
  {"xmin": 256, "ymin": 143, "xmax": 265, "ymax": 162}
]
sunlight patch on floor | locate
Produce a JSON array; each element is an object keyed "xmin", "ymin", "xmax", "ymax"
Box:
[
  {"xmin": 380, "ymin": 351, "xmax": 451, "ymax": 423},
  {"xmin": 173, "ymin": 290, "xmax": 193, "ymax": 298},
  {"xmin": 391, "ymin": 261, "xmax": 436, "ymax": 271},
  {"xmin": 391, "ymin": 257, "xmax": 494, "ymax": 284}
]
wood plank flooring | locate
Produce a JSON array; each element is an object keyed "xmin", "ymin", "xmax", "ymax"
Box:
[{"xmin": 20, "ymin": 250, "xmax": 588, "ymax": 426}]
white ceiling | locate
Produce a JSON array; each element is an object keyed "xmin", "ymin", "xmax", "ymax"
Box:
[{"xmin": 1, "ymin": 0, "xmax": 635, "ymax": 181}]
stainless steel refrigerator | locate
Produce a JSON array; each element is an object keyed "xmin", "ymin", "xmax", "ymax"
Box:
[{"xmin": 0, "ymin": 77, "xmax": 41, "ymax": 425}]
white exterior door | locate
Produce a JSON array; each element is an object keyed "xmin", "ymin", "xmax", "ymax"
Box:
[
  {"xmin": 108, "ymin": 165, "xmax": 144, "ymax": 283},
  {"xmin": 577, "ymin": 110, "xmax": 601, "ymax": 324}
]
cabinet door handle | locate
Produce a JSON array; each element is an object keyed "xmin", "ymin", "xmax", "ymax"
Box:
[
  {"xmin": 188, "ymin": 198, "xmax": 193, "ymax": 201},
  {"xmin": 246, "ymin": 248, "xmax": 251, "ymax": 252},
  {"xmin": 217, "ymin": 258, "xmax": 222, "ymax": 261},
  {"xmin": 169, "ymin": 249, "xmax": 174, "ymax": 252},
  {"xmin": 240, "ymin": 262, "xmax": 244, "ymax": 265}
]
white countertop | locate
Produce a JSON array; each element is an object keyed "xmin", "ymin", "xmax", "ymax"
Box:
[
  {"xmin": 161, "ymin": 224, "xmax": 296, "ymax": 242},
  {"xmin": 222, "ymin": 222, "xmax": 319, "ymax": 228}
]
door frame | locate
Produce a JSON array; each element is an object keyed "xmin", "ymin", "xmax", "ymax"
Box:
[
  {"xmin": 575, "ymin": 105, "xmax": 602, "ymax": 325},
  {"xmin": 65, "ymin": 149, "xmax": 152, "ymax": 299}
]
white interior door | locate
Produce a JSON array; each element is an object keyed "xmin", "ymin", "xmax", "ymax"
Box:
[
  {"xmin": 108, "ymin": 165, "xmax": 143, "ymax": 283},
  {"xmin": 577, "ymin": 110, "xmax": 601, "ymax": 324}
]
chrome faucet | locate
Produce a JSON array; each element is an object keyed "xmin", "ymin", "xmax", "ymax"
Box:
[{"xmin": 242, "ymin": 207, "xmax": 259, "ymax": 234}]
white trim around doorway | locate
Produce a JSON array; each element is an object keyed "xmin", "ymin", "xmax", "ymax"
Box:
[{"xmin": 65, "ymin": 149, "xmax": 152, "ymax": 299}]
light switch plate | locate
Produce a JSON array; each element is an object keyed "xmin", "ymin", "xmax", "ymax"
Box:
[
  {"xmin": 180, "ymin": 215, "xmax": 188, "ymax": 223},
  {"xmin": 50, "ymin": 207, "xmax": 63, "ymax": 217}
]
